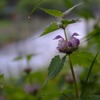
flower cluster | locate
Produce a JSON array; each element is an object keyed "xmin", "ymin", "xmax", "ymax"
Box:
[{"xmin": 54, "ymin": 33, "xmax": 80, "ymax": 54}]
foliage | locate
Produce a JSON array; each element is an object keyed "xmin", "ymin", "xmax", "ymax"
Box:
[
  {"xmin": 14, "ymin": 54, "xmax": 33, "ymax": 61},
  {"xmin": 40, "ymin": 8, "xmax": 63, "ymax": 17},
  {"xmin": 0, "ymin": 74, "xmax": 4, "ymax": 79},
  {"xmin": 0, "ymin": 0, "xmax": 6, "ymax": 12},
  {"xmin": 40, "ymin": 22, "xmax": 59, "ymax": 36},
  {"xmin": 1, "ymin": 0, "xmax": 100, "ymax": 100}
]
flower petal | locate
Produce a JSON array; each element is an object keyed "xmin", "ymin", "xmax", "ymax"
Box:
[
  {"xmin": 75, "ymin": 38, "xmax": 80, "ymax": 45},
  {"xmin": 68, "ymin": 41, "xmax": 72, "ymax": 47},
  {"xmin": 53, "ymin": 35, "xmax": 63, "ymax": 40},
  {"xmin": 71, "ymin": 33, "xmax": 79, "ymax": 38}
]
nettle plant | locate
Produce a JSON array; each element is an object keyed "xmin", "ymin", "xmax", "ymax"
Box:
[{"xmin": 30, "ymin": 2, "xmax": 100, "ymax": 100}]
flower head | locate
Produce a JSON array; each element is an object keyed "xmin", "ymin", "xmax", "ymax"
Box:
[{"xmin": 54, "ymin": 33, "xmax": 80, "ymax": 54}]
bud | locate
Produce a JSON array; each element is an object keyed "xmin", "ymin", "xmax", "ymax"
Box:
[
  {"xmin": 24, "ymin": 83, "xmax": 40, "ymax": 95},
  {"xmin": 23, "ymin": 67, "xmax": 32, "ymax": 74}
]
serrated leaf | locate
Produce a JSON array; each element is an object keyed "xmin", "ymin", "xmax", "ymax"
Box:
[
  {"xmin": 42, "ymin": 55, "xmax": 66, "ymax": 88},
  {"xmin": 48, "ymin": 55, "xmax": 66, "ymax": 79},
  {"xmin": 28, "ymin": 0, "xmax": 42, "ymax": 18},
  {"xmin": 80, "ymin": 51, "xmax": 99, "ymax": 97},
  {"xmin": 63, "ymin": 2, "xmax": 84, "ymax": 16},
  {"xmin": 40, "ymin": 8, "xmax": 63, "ymax": 17},
  {"xmin": 40, "ymin": 22, "xmax": 59, "ymax": 36},
  {"xmin": 79, "ymin": 95, "xmax": 100, "ymax": 100}
]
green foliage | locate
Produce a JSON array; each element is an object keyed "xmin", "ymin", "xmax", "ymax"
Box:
[
  {"xmin": 40, "ymin": 2, "xmax": 84, "ymax": 37},
  {"xmin": 15, "ymin": 75, "xmax": 28, "ymax": 86},
  {"xmin": 28, "ymin": 0, "xmax": 42, "ymax": 18},
  {"xmin": 79, "ymin": 95, "xmax": 100, "ymax": 100},
  {"xmin": 85, "ymin": 23, "xmax": 100, "ymax": 49},
  {"xmin": 40, "ymin": 18, "xmax": 79, "ymax": 36},
  {"xmin": 14, "ymin": 54, "xmax": 33, "ymax": 61},
  {"xmin": 48, "ymin": 55, "xmax": 66, "ymax": 80},
  {"xmin": 81, "ymin": 51, "xmax": 99, "ymax": 97},
  {"xmin": 26, "ymin": 54, "xmax": 33, "ymax": 61},
  {"xmin": 78, "ymin": 9, "xmax": 95, "ymax": 20},
  {"xmin": 63, "ymin": 2, "xmax": 84, "ymax": 16},
  {"xmin": 40, "ymin": 8, "xmax": 63, "ymax": 17},
  {"xmin": 42, "ymin": 55, "xmax": 66, "ymax": 87},
  {"xmin": 0, "ymin": 74, "xmax": 4, "ymax": 79},
  {"xmin": 40, "ymin": 22, "xmax": 59, "ymax": 36},
  {"xmin": 1, "ymin": 0, "xmax": 100, "ymax": 99},
  {"xmin": 60, "ymin": 19, "xmax": 79, "ymax": 29},
  {"xmin": 14, "ymin": 56, "xmax": 22, "ymax": 61},
  {"xmin": 0, "ymin": 0, "xmax": 6, "ymax": 11},
  {"xmin": 63, "ymin": 0, "xmax": 74, "ymax": 8},
  {"xmin": 71, "ymin": 51, "xmax": 94, "ymax": 67}
]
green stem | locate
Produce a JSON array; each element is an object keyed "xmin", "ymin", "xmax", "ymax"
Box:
[
  {"xmin": 64, "ymin": 28, "xmax": 68, "ymax": 42},
  {"xmin": 63, "ymin": 28, "xmax": 79, "ymax": 98},
  {"xmin": 68, "ymin": 55, "xmax": 79, "ymax": 98}
]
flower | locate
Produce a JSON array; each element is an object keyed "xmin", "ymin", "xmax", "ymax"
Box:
[
  {"xmin": 54, "ymin": 33, "xmax": 80, "ymax": 54},
  {"xmin": 24, "ymin": 83, "xmax": 40, "ymax": 95}
]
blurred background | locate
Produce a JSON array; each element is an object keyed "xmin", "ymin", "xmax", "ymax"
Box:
[
  {"xmin": 0, "ymin": 0, "xmax": 100, "ymax": 76},
  {"xmin": 0, "ymin": 0, "xmax": 100, "ymax": 99}
]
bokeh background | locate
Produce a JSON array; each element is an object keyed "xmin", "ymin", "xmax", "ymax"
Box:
[
  {"xmin": 0, "ymin": 0, "xmax": 100, "ymax": 76},
  {"xmin": 0, "ymin": 0, "xmax": 100, "ymax": 99}
]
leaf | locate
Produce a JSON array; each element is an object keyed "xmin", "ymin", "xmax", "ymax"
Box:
[
  {"xmin": 79, "ymin": 95, "xmax": 100, "ymax": 100},
  {"xmin": 48, "ymin": 55, "xmax": 66, "ymax": 79},
  {"xmin": 80, "ymin": 51, "xmax": 99, "ymax": 97},
  {"xmin": 42, "ymin": 55, "xmax": 66, "ymax": 88},
  {"xmin": 14, "ymin": 54, "xmax": 33, "ymax": 61},
  {"xmin": 71, "ymin": 51, "xmax": 94, "ymax": 67},
  {"xmin": 0, "ymin": 74, "xmax": 4, "ymax": 79},
  {"xmin": 40, "ymin": 22, "xmax": 59, "ymax": 36},
  {"xmin": 26, "ymin": 54, "xmax": 33, "ymax": 61},
  {"xmin": 40, "ymin": 8, "xmax": 63, "ymax": 17},
  {"xmin": 28, "ymin": 0, "xmax": 42, "ymax": 18},
  {"xmin": 14, "ymin": 56, "xmax": 23, "ymax": 61},
  {"xmin": 60, "ymin": 19, "xmax": 79, "ymax": 28},
  {"xmin": 63, "ymin": 0, "xmax": 73, "ymax": 8},
  {"xmin": 63, "ymin": 2, "xmax": 84, "ymax": 16}
]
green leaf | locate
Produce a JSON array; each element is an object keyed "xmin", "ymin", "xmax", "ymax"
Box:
[
  {"xmin": 42, "ymin": 55, "xmax": 66, "ymax": 87},
  {"xmin": 63, "ymin": 2, "xmax": 84, "ymax": 16},
  {"xmin": 60, "ymin": 19, "xmax": 79, "ymax": 28},
  {"xmin": 80, "ymin": 51, "xmax": 99, "ymax": 97},
  {"xmin": 13, "ymin": 56, "xmax": 23, "ymax": 61},
  {"xmin": 71, "ymin": 51, "xmax": 94, "ymax": 67},
  {"xmin": 48, "ymin": 55, "xmax": 66, "ymax": 79},
  {"xmin": 26, "ymin": 54, "xmax": 33, "ymax": 61},
  {"xmin": 40, "ymin": 8, "xmax": 63, "ymax": 17},
  {"xmin": 40, "ymin": 22, "xmax": 59, "ymax": 36},
  {"xmin": 14, "ymin": 54, "xmax": 33, "ymax": 61},
  {"xmin": 0, "ymin": 74, "xmax": 4, "ymax": 79},
  {"xmin": 79, "ymin": 95, "xmax": 100, "ymax": 100},
  {"xmin": 28, "ymin": 0, "xmax": 42, "ymax": 18}
]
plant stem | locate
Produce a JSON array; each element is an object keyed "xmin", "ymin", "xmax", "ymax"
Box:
[
  {"xmin": 64, "ymin": 28, "xmax": 68, "ymax": 42},
  {"xmin": 63, "ymin": 28, "xmax": 79, "ymax": 98},
  {"xmin": 80, "ymin": 51, "xmax": 99, "ymax": 97},
  {"xmin": 68, "ymin": 55, "xmax": 79, "ymax": 98}
]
